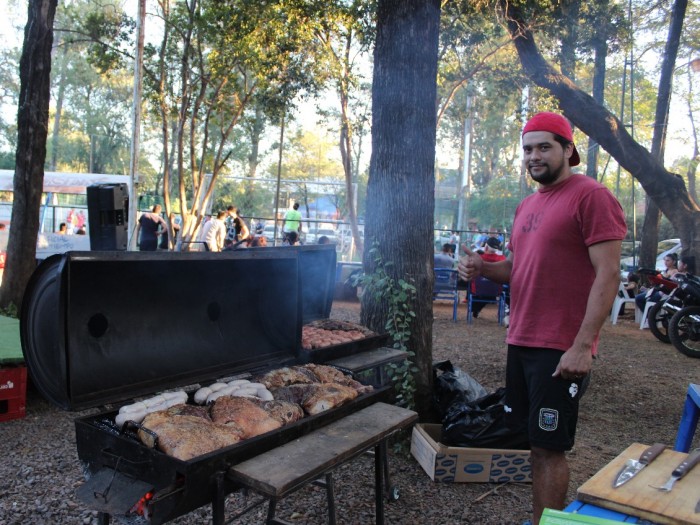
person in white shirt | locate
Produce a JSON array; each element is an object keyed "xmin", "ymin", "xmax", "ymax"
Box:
[{"xmin": 200, "ymin": 211, "xmax": 227, "ymax": 252}]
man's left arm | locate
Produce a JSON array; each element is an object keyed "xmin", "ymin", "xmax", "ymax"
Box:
[
  {"xmin": 554, "ymin": 239, "xmax": 622, "ymax": 379},
  {"xmin": 240, "ymin": 219, "xmax": 250, "ymax": 240}
]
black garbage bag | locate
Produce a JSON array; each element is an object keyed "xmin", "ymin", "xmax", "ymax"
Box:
[
  {"xmin": 442, "ymin": 387, "xmax": 530, "ymax": 450},
  {"xmin": 433, "ymin": 360, "xmax": 488, "ymax": 418}
]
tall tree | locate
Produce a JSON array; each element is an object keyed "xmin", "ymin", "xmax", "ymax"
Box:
[
  {"xmin": 639, "ymin": 0, "xmax": 687, "ymax": 269},
  {"xmin": 81, "ymin": 0, "xmax": 327, "ymax": 245},
  {"xmin": 0, "ymin": 0, "xmax": 57, "ymax": 311},
  {"xmin": 578, "ymin": 0, "xmax": 629, "ymax": 180},
  {"xmin": 314, "ymin": 0, "xmax": 374, "ymax": 254},
  {"xmin": 362, "ymin": 0, "xmax": 441, "ymax": 418}
]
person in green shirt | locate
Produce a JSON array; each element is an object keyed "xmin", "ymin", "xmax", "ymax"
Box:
[{"xmin": 282, "ymin": 203, "xmax": 302, "ymax": 244}]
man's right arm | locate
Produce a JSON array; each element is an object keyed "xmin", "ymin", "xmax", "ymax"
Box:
[{"xmin": 458, "ymin": 245, "xmax": 513, "ymax": 284}]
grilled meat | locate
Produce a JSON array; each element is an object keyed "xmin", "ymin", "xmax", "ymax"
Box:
[
  {"xmin": 255, "ymin": 366, "xmax": 318, "ymax": 389},
  {"xmin": 247, "ymin": 398, "xmax": 305, "ymax": 425},
  {"xmin": 306, "ymin": 319, "xmax": 375, "ymax": 335},
  {"xmin": 210, "ymin": 396, "xmax": 282, "ymax": 438},
  {"xmin": 165, "ymin": 403, "xmax": 211, "ymax": 419},
  {"xmin": 133, "ymin": 363, "xmax": 370, "ymax": 460},
  {"xmin": 301, "ymin": 364, "xmax": 374, "ymax": 394},
  {"xmin": 272, "ymin": 383, "xmax": 358, "ymax": 415},
  {"xmin": 138, "ymin": 406, "xmax": 243, "ymax": 461}
]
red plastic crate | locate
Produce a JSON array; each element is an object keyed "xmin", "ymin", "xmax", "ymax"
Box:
[{"xmin": 0, "ymin": 366, "xmax": 27, "ymax": 422}]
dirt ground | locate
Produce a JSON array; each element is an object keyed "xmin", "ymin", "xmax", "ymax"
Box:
[
  {"xmin": 2, "ymin": 297, "xmax": 699, "ymax": 524},
  {"xmin": 331, "ymin": 297, "xmax": 700, "ymax": 522}
]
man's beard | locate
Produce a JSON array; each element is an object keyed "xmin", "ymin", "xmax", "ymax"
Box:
[{"xmin": 527, "ymin": 159, "xmax": 565, "ymax": 185}]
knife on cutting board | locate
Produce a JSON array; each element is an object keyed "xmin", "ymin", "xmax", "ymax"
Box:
[
  {"xmin": 651, "ymin": 448, "xmax": 700, "ymax": 491},
  {"xmin": 612, "ymin": 443, "xmax": 666, "ymax": 488}
]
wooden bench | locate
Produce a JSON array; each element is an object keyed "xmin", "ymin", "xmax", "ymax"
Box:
[
  {"xmin": 326, "ymin": 347, "xmax": 408, "ymax": 388},
  {"xmin": 228, "ymin": 402, "xmax": 418, "ymax": 525}
]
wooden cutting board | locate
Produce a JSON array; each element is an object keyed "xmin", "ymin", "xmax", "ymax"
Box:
[{"xmin": 578, "ymin": 443, "xmax": 700, "ymax": 525}]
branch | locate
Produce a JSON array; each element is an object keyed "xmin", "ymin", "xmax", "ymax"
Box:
[
  {"xmin": 436, "ymin": 37, "xmax": 511, "ymax": 127},
  {"xmin": 502, "ymin": 2, "xmax": 698, "ymax": 223}
]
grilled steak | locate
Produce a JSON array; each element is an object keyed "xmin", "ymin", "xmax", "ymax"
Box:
[
  {"xmin": 138, "ymin": 406, "xmax": 243, "ymax": 461},
  {"xmin": 210, "ymin": 396, "xmax": 282, "ymax": 438},
  {"xmin": 272, "ymin": 383, "xmax": 358, "ymax": 415},
  {"xmin": 256, "ymin": 366, "xmax": 318, "ymax": 388},
  {"xmin": 253, "ymin": 399, "xmax": 305, "ymax": 425},
  {"xmin": 302, "ymin": 364, "xmax": 374, "ymax": 394}
]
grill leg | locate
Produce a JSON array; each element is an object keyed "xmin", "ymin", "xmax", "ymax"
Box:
[
  {"xmin": 212, "ymin": 471, "xmax": 226, "ymax": 525},
  {"xmin": 324, "ymin": 472, "xmax": 336, "ymax": 525},
  {"xmin": 374, "ymin": 441, "xmax": 386, "ymax": 525},
  {"xmin": 97, "ymin": 512, "xmax": 110, "ymax": 525}
]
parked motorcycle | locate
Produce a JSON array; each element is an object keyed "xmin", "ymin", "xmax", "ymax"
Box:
[
  {"xmin": 636, "ymin": 269, "xmax": 678, "ymax": 344},
  {"xmin": 667, "ymin": 273, "xmax": 700, "ymax": 358}
]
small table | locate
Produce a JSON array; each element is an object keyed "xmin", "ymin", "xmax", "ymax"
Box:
[
  {"xmin": 228, "ymin": 402, "xmax": 417, "ymax": 525},
  {"xmin": 566, "ymin": 383, "xmax": 700, "ymax": 523}
]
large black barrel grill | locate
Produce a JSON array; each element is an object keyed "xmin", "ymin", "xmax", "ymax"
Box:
[{"xmin": 20, "ymin": 245, "xmax": 392, "ymax": 524}]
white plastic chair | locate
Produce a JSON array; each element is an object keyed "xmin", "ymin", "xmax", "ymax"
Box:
[
  {"xmin": 610, "ymin": 282, "xmax": 637, "ymax": 325},
  {"xmin": 640, "ymin": 301, "xmax": 656, "ymax": 329}
]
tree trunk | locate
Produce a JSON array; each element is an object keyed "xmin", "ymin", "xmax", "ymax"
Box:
[
  {"xmin": 338, "ymin": 33, "xmax": 363, "ymax": 254},
  {"xmin": 639, "ymin": 0, "xmax": 687, "ymax": 269},
  {"xmin": 502, "ymin": 4, "xmax": 700, "ymax": 264},
  {"xmin": 585, "ymin": 28, "xmax": 608, "ymax": 180},
  {"xmin": 362, "ymin": 0, "xmax": 440, "ymax": 419},
  {"xmin": 686, "ymin": 66, "xmax": 699, "ymax": 202},
  {"xmin": 248, "ymin": 105, "xmax": 264, "ymax": 179},
  {"xmin": 0, "ymin": 0, "xmax": 57, "ymax": 311},
  {"xmin": 49, "ymin": 42, "xmax": 67, "ymax": 171},
  {"xmin": 558, "ymin": 0, "xmax": 579, "ymax": 82}
]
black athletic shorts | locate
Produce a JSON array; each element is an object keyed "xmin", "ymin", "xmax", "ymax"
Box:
[{"xmin": 505, "ymin": 345, "xmax": 590, "ymax": 452}]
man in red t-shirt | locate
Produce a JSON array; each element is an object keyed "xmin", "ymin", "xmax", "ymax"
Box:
[{"xmin": 458, "ymin": 112, "xmax": 626, "ymax": 525}]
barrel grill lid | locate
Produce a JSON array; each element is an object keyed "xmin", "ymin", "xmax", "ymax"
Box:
[{"xmin": 21, "ymin": 250, "xmax": 306, "ymax": 411}]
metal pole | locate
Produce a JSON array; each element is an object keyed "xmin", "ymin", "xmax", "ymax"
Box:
[
  {"xmin": 127, "ymin": 0, "xmax": 146, "ymax": 250},
  {"xmin": 627, "ymin": 0, "xmax": 637, "ymax": 267},
  {"xmin": 457, "ymin": 93, "xmax": 473, "ymax": 232},
  {"xmin": 272, "ymin": 113, "xmax": 286, "ymax": 246}
]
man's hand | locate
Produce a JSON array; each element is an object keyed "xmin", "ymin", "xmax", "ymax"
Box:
[
  {"xmin": 458, "ymin": 244, "xmax": 482, "ymax": 281},
  {"xmin": 553, "ymin": 343, "xmax": 593, "ymax": 380}
]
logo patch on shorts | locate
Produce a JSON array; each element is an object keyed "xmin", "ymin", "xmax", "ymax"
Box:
[
  {"xmin": 539, "ymin": 408, "xmax": 559, "ymax": 431},
  {"xmin": 569, "ymin": 383, "xmax": 579, "ymax": 398}
]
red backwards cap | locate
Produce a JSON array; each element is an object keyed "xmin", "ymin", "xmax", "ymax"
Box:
[{"xmin": 522, "ymin": 112, "xmax": 580, "ymax": 166}]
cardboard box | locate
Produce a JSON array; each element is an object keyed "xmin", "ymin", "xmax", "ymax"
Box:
[
  {"xmin": 411, "ymin": 423, "xmax": 531, "ymax": 483},
  {"xmin": 0, "ymin": 365, "xmax": 27, "ymax": 422}
]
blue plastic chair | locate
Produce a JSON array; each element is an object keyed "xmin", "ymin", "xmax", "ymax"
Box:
[
  {"xmin": 674, "ymin": 383, "xmax": 700, "ymax": 452},
  {"xmin": 433, "ymin": 268, "xmax": 460, "ymax": 322},
  {"xmin": 467, "ymin": 276, "xmax": 506, "ymax": 325}
]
